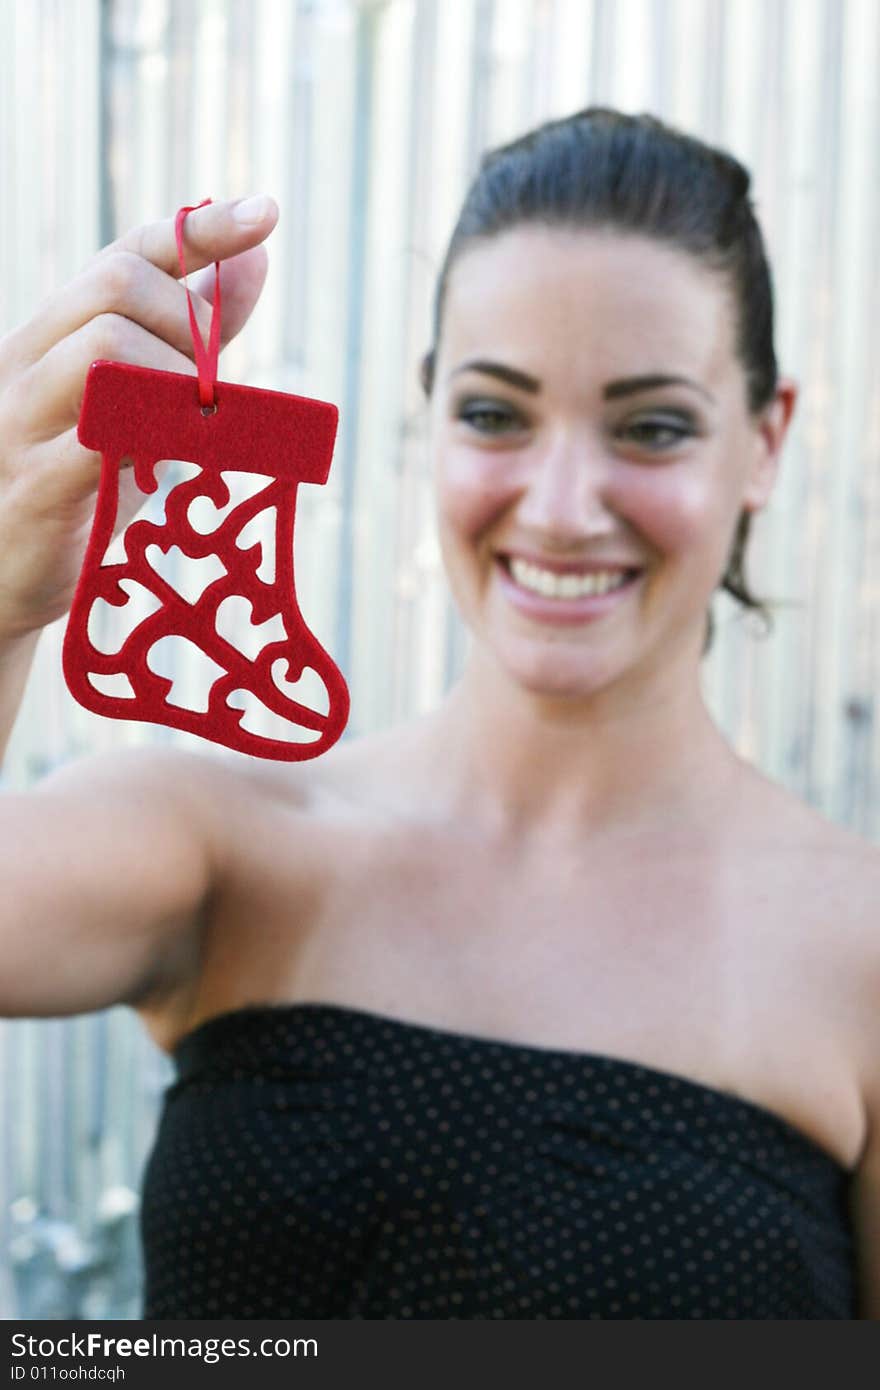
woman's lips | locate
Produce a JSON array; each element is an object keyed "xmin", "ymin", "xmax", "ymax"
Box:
[{"xmin": 494, "ymin": 555, "xmax": 642, "ymax": 624}]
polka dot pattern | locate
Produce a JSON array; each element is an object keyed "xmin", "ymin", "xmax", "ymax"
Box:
[{"xmin": 140, "ymin": 1003, "xmax": 856, "ymax": 1319}]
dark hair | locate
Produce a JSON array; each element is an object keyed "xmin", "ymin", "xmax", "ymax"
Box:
[{"xmin": 419, "ymin": 107, "xmax": 779, "ymax": 653}]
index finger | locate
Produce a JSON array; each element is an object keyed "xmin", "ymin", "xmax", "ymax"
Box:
[{"xmin": 98, "ymin": 194, "xmax": 279, "ymax": 278}]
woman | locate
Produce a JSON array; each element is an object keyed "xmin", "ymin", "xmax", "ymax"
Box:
[{"xmin": 1, "ymin": 108, "xmax": 877, "ymax": 1319}]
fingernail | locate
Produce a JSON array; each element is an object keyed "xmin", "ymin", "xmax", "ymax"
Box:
[{"xmin": 233, "ymin": 194, "xmax": 273, "ymax": 225}]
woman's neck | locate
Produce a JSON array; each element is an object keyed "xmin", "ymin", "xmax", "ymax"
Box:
[{"xmin": 421, "ymin": 645, "xmax": 742, "ymax": 850}]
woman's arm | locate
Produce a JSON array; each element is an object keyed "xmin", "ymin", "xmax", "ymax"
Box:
[
  {"xmin": 0, "ymin": 744, "xmax": 222, "ymax": 1018},
  {"xmin": 0, "ymin": 196, "xmax": 278, "ymax": 1021}
]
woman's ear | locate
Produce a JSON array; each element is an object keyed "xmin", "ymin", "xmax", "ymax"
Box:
[
  {"xmin": 742, "ymin": 376, "xmax": 798, "ymax": 513},
  {"xmin": 419, "ymin": 348, "xmax": 435, "ymax": 397}
]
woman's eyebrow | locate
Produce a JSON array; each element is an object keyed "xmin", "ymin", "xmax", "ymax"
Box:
[
  {"xmin": 604, "ymin": 373, "xmax": 716, "ymax": 404},
  {"xmin": 448, "ymin": 359, "xmax": 716, "ymax": 404},
  {"xmin": 448, "ymin": 359, "xmax": 540, "ymax": 392}
]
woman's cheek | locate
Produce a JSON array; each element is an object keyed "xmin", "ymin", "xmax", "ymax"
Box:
[
  {"xmin": 435, "ymin": 452, "xmax": 521, "ymax": 542},
  {"xmin": 619, "ymin": 469, "xmax": 727, "ymax": 562}
]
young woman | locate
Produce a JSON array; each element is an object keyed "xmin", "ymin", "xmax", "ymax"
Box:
[{"xmin": 1, "ymin": 108, "xmax": 877, "ymax": 1319}]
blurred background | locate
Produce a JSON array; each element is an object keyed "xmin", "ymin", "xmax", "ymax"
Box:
[{"xmin": 1, "ymin": 0, "xmax": 878, "ymax": 1318}]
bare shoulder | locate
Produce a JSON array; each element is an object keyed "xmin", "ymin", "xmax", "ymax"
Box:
[
  {"xmin": 734, "ymin": 758, "xmax": 879, "ymax": 882},
  {"xmin": 756, "ymin": 771, "xmax": 880, "ymax": 1061},
  {"xmin": 126, "ymin": 724, "xmax": 423, "ymax": 1049},
  {"xmin": 791, "ymin": 794, "xmax": 880, "ymax": 900},
  {"xmin": 731, "ymin": 758, "xmax": 880, "ymax": 1025},
  {"xmin": 24, "ymin": 740, "xmax": 308, "ymax": 856},
  {"xmin": 229, "ymin": 713, "xmax": 441, "ymax": 823},
  {"xmin": 39, "ymin": 737, "xmax": 316, "ymax": 803},
  {"xmin": 141, "ymin": 721, "xmax": 427, "ymax": 913}
]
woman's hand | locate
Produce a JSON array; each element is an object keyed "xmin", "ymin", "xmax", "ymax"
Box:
[{"xmin": 0, "ymin": 195, "xmax": 278, "ymax": 638}]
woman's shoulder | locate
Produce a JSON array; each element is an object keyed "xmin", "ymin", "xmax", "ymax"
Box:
[
  {"xmin": 157, "ymin": 720, "xmax": 436, "ymax": 911},
  {"xmin": 739, "ymin": 763, "xmax": 880, "ymax": 1035},
  {"xmin": 727, "ymin": 754, "xmax": 872, "ymax": 851},
  {"xmin": 730, "ymin": 760, "xmax": 879, "ymax": 940},
  {"xmin": 213, "ymin": 715, "xmax": 437, "ymax": 820},
  {"xmin": 152, "ymin": 725, "xmax": 399, "ymax": 815}
]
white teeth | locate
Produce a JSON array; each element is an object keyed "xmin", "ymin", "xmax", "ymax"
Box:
[{"xmin": 507, "ymin": 558, "xmax": 632, "ymax": 599}]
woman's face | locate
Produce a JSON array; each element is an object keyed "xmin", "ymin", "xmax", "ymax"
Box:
[{"xmin": 427, "ymin": 226, "xmax": 795, "ymax": 701}]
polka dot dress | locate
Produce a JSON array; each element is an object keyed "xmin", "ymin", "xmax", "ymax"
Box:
[{"xmin": 140, "ymin": 1003, "xmax": 856, "ymax": 1319}]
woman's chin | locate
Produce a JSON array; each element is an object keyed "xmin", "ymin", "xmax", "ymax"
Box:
[{"xmin": 493, "ymin": 639, "xmax": 622, "ymax": 702}]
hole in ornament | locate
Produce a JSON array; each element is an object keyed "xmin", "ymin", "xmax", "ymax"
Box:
[
  {"xmin": 214, "ymin": 596, "xmax": 286, "ymax": 660},
  {"xmin": 146, "ymin": 635, "xmax": 226, "ymax": 713},
  {"xmin": 152, "ymin": 459, "xmax": 203, "ymax": 520},
  {"xmin": 226, "ymin": 689, "xmax": 322, "ymax": 744},
  {"xmin": 145, "ymin": 545, "xmax": 226, "ymax": 603},
  {"xmin": 87, "ymin": 579, "xmax": 163, "ymax": 655},
  {"xmin": 235, "ymin": 507, "xmax": 276, "ymax": 583},
  {"xmin": 98, "ymin": 455, "xmax": 194, "ymax": 561},
  {"xmin": 270, "ymin": 659, "xmax": 330, "ymax": 716},
  {"xmin": 187, "ymin": 472, "xmax": 273, "ymax": 535},
  {"xmin": 166, "ymin": 459, "xmax": 203, "ymax": 486},
  {"xmin": 87, "ymin": 671, "xmax": 136, "ymax": 699},
  {"xmin": 98, "ymin": 530, "xmax": 129, "ymax": 567},
  {"xmin": 100, "ymin": 460, "xmax": 202, "ymax": 567}
]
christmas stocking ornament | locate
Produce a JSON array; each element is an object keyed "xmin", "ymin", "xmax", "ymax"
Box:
[{"xmin": 62, "ymin": 200, "xmax": 350, "ymax": 760}]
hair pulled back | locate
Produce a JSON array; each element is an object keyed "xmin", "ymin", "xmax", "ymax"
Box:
[{"xmin": 420, "ymin": 107, "xmax": 779, "ymax": 652}]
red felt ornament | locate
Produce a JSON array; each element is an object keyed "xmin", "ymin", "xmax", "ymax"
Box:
[{"xmin": 62, "ymin": 199, "xmax": 350, "ymax": 760}]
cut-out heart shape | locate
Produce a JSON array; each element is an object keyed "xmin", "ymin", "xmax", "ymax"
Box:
[
  {"xmin": 145, "ymin": 545, "xmax": 227, "ymax": 604},
  {"xmin": 215, "ymin": 596, "xmax": 286, "ymax": 661},
  {"xmin": 269, "ymin": 658, "xmax": 330, "ymax": 716}
]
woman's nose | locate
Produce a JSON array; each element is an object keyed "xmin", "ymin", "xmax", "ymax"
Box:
[{"xmin": 516, "ymin": 434, "xmax": 616, "ymax": 538}]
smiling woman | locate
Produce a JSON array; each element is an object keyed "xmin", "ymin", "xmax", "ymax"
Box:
[
  {"xmin": 420, "ymin": 108, "xmax": 786, "ymax": 660},
  {"xmin": 1, "ymin": 106, "xmax": 879, "ymax": 1321},
  {"xmin": 424, "ymin": 223, "xmax": 784, "ymax": 702}
]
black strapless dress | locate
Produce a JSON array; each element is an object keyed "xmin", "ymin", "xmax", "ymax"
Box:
[{"xmin": 139, "ymin": 1002, "xmax": 857, "ymax": 1318}]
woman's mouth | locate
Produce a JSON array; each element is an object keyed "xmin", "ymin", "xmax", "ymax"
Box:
[{"xmin": 494, "ymin": 555, "xmax": 642, "ymax": 624}]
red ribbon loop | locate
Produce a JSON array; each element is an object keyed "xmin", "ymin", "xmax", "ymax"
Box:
[{"xmin": 174, "ymin": 198, "xmax": 222, "ymax": 410}]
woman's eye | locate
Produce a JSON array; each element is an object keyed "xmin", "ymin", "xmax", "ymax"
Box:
[
  {"xmin": 454, "ymin": 403, "xmax": 694, "ymax": 447},
  {"xmin": 457, "ymin": 402, "xmax": 521, "ymax": 434},
  {"xmin": 621, "ymin": 418, "xmax": 693, "ymax": 449}
]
